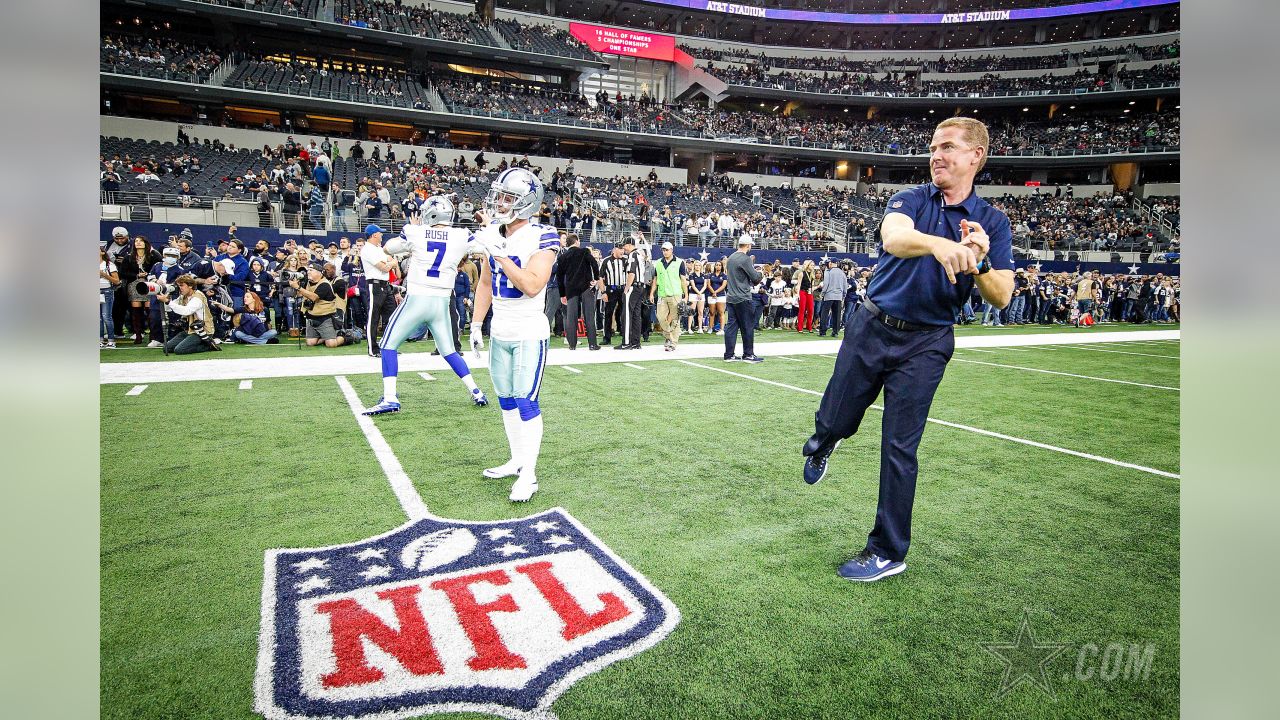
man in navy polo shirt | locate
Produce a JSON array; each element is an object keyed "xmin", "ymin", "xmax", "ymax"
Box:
[{"xmin": 802, "ymin": 117, "xmax": 1014, "ymax": 582}]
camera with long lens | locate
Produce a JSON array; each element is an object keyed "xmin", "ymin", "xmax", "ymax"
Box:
[{"xmin": 139, "ymin": 278, "xmax": 176, "ymax": 297}]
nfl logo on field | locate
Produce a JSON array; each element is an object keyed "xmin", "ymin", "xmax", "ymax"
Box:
[{"xmin": 255, "ymin": 509, "xmax": 680, "ymax": 719}]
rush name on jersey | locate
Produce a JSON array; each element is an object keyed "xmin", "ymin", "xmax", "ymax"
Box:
[
  {"xmin": 399, "ymin": 225, "xmax": 481, "ymax": 297},
  {"xmin": 480, "ymin": 221, "xmax": 561, "ymax": 341}
]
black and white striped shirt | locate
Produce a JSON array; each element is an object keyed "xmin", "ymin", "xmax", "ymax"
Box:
[{"xmin": 602, "ymin": 255, "xmax": 627, "ymax": 290}]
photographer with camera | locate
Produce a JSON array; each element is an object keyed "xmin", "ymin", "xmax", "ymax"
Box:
[
  {"xmin": 292, "ymin": 265, "xmax": 346, "ymax": 348},
  {"xmin": 158, "ymin": 275, "xmax": 221, "ymax": 355}
]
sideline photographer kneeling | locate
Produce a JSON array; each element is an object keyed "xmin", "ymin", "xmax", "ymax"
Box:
[
  {"xmin": 158, "ymin": 274, "xmax": 221, "ymax": 355},
  {"xmin": 291, "ymin": 265, "xmax": 346, "ymax": 348}
]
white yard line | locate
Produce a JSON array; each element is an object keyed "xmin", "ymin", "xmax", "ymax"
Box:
[
  {"xmin": 957, "ymin": 348, "xmax": 997, "ymax": 354},
  {"xmin": 418, "ymin": 372, "xmax": 435, "ymax": 381},
  {"xmin": 1044, "ymin": 345, "xmax": 1179, "ymax": 360},
  {"xmin": 239, "ymin": 380, "xmax": 253, "ymax": 390},
  {"xmin": 334, "ymin": 376, "xmax": 430, "ymax": 520},
  {"xmin": 820, "ymin": 354, "xmax": 839, "ymax": 360},
  {"xmin": 623, "ymin": 363, "xmax": 647, "ymax": 371},
  {"xmin": 773, "ymin": 356, "xmax": 804, "ymax": 362},
  {"xmin": 562, "ymin": 366, "xmax": 583, "ymax": 374},
  {"xmin": 125, "ymin": 385, "xmax": 147, "ymax": 396},
  {"xmin": 100, "ymin": 329, "xmax": 1180, "ymax": 384},
  {"xmin": 679, "ymin": 361, "xmax": 1179, "ymax": 480},
  {"xmin": 949, "ymin": 358, "xmax": 1179, "ymax": 391}
]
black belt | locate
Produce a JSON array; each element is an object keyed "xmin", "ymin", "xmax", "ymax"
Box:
[
  {"xmin": 863, "ymin": 298, "xmax": 934, "ymax": 332},
  {"xmin": 368, "ymin": 279, "xmax": 392, "ymax": 287}
]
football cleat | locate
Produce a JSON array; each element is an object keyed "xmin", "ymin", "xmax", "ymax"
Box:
[
  {"xmin": 361, "ymin": 398, "xmax": 401, "ymax": 416},
  {"xmin": 483, "ymin": 460, "xmax": 522, "ymax": 479},
  {"xmin": 509, "ymin": 473, "xmax": 539, "ymax": 502},
  {"xmin": 471, "ymin": 388, "xmax": 489, "ymax": 407}
]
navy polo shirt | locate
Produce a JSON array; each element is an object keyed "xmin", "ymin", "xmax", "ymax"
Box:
[{"xmin": 867, "ymin": 183, "xmax": 1013, "ymax": 326}]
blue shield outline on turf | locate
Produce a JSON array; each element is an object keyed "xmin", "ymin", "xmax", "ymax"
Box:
[{"xmin": 254, "ymin": 507, "xmax": 680, "ymax": 720}]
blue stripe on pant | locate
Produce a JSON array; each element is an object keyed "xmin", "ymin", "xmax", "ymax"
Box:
[{"xmin": 803, "ymin": 304, "xmax": 954, "ymax": 562}]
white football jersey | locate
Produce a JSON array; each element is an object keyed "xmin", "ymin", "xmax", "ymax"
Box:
[
  {"xmin": 395, "ymin": 224, "xmax": 479, "ymax": 297},
  {"xmin": 476, "ymin": 220, "xmax": 561, "ymax": 341}
]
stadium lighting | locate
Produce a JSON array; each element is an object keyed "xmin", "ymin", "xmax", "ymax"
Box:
[
  {"xmin": 1070, "ymin": 105, "xmax": 1076, "ymax": 109},
  {"xmin": 928, "ymin": 109, "xmax": 935, "ymax": 114},
  {"xmin": 843, "ymin": 108, "xmax": 849, "ymax": 113},
  {"xmin": 1022, "ymin": 107, "xmax": 1029, "ymax": 112},
  {"xmin": 1129, "ymin": 101, "xmax": 1136, "ymax": 105},
  {"xmin": 1124, "ymin": 109, "xmax": 1131, "ymax": 113}
]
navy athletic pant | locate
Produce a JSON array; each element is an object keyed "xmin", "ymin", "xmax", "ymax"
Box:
[{"xmin": 803, "ymin": 303, "xmax": 954, "ymax": 561}]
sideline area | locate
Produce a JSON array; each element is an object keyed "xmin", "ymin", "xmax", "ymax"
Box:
[{"xmin": 100, "ymin": 330, "xmax": 1179, "ymax": 385}]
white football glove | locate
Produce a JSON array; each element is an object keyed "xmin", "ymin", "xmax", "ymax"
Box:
[{"xmin": 469, "ymin": 323, "xmax": 484, "ymax": 358}]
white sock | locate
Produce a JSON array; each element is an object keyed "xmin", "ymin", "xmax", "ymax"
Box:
[
  {"xmin": 520, "ymin": 415, "xmax": 543, "ymax": 475},
  {"xmin": 462, "ymin": 374, "xmax": 479, "ymax": 392},
  {"xmin": 500, "ymin": 408, "xmax": 522, "ymax": 466},
  {"xmin": 383, "ymin": 375, "xmax": 398, "ymax": 401}
]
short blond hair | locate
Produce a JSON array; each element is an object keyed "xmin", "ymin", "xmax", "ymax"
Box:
[{"xmin": 936, "ymin": 117, "xmax": 990, "ymax": 172}]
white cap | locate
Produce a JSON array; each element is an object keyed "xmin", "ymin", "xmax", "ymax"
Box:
[
  {"xmin": 112, "ymin": 226, "xmax": 128, "ymax": 237},
  {"xmin": 738, "ymin": 233, "xmax": 754, "ymax": 247},
  {"xmin": 219, "ymin": 259, "xmax": 236, "ymax": 274},
  {"xmin": 661, "ymin": 241, "xmax": 674, "ymax": 250}
]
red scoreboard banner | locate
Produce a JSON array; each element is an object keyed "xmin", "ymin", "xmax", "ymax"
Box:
[{"xmin": 569, "ymin": 23, "xmax": 678, "ymax": 63}]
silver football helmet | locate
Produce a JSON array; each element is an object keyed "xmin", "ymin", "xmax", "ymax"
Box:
[
  {"xmin": 484, "ymin": 167, "xmax": 543, "ymax": 225},
  {"xmin": 422, "ymin": 194, "xmax": 455, "ymax": 227}
]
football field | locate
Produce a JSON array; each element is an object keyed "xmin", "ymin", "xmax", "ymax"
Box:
[{"xmin": 100, "ymin": 327, "xmax": 1179, "ymax": 719}]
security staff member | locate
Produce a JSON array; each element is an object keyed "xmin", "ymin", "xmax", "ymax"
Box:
[
  {"xmin": 617, "ymin": 237, "xmax": 644, "ymax": 350},
  {"xmin": 802, "ymin": 117, "xmax": 1014, "ymax": 583},
  {"xmin": 600, "ymin": 243, "xmax": 628, "ymax": 346},
  {"xmin": 360, "ymin": 223, "xmax": 397, "ymax": 357}
]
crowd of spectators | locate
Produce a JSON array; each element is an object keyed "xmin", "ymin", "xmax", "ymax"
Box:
[
  {"xmin": 223, "ymin": 56, "xmax": 431, "ymax": 107},
  {"xmin": 713, "ymin": 64, "xmax": 1178, "ymax": 96},
  {"xmin": 994, "ymin": 191, "xmax": 1158, "ymax": 253},
  {"xmin": 100, "ymin": 33, "xmax": 224, "ymax": 82},
  {"xmin": 684, "ymin": 40, "xmax": 1178, "ymax": 74},
  {"xmin": 98, "ymin": 221, "xmax": 1179, "ymax": 355}
]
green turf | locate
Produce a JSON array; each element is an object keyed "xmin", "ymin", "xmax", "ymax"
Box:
[
  {"xmin": 101, "ymin": 339, "xmax": 1179, "ymax": 719},
  {"xmin": 97, "ymin": 322, "xmax": 1180, "ymax": 362}
]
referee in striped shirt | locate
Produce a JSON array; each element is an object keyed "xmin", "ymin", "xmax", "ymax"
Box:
[{"xmin": 600, "ymin": 243, "xmax": 628, "ymax": 346}]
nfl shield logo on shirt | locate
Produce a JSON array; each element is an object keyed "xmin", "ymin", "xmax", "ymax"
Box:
[
  {"xmin": 255, "ymin": 509, "xmax": 680, "ymax": 720},
  {"xmin": 891, "ymin": 200, "xmax": 903, "ymax": 208}
]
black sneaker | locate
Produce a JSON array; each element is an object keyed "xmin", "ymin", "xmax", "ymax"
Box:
[
  {"xmin": 743, "ymin": 355, "xmax": 764, "ymax": 364},
  {"xmin": 614, "ymin": 343, "xmax": 629, "ymax": 350},
  {"xmin": 724, "ymin": 356, "xmax": 740, "ymax": 362},
  {"xmin": 803, "ymin": 441, "xmax": 841, "ymax": 485}
]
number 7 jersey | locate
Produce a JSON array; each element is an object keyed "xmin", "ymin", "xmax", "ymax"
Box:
[
  {"xmin": 476, "ymin": 220, "xmax": 561, "ymax": 341},
  {"xmin": 396, "ymin": 224, "xmax": 480, "ymax": 297}
]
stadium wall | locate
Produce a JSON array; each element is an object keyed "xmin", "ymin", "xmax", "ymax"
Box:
[{"xmin": 97, "ymin": 221, "xmax": 1178, "ymax": 276}]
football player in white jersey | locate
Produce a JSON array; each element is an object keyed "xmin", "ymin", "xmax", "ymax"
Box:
[
  {"xmin": 468, "ymin": 167, "xmax": 561, "ymax": 502},
  {"xmin": 361, "ymin": 195, "xmax": 488, "ymax": 415}
]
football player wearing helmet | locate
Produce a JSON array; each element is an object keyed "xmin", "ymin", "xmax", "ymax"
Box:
[
  {"xmin": 361, "ymin": 197, "xmax": 489, "ymax": 416},
  {"xmin": 468, "ymin": 168, "xmax": 561, "ymax": 502}
]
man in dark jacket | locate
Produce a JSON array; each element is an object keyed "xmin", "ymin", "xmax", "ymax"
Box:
[
  {"xmin": 724, "ymin": 235, "xmax": 764, "ymax": 363},
  {"xmin": 555, "ymin": 233, "xmax": 602, "ymax": 351}
]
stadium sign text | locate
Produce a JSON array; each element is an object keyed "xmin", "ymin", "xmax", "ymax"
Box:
[
  {"xmin": 941, "ymin": 11, "xmax": 1013, "ymax": 23},
  {"xmin": 706, "ymin": 2, "xmax": 767, "ymax": 18}
]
